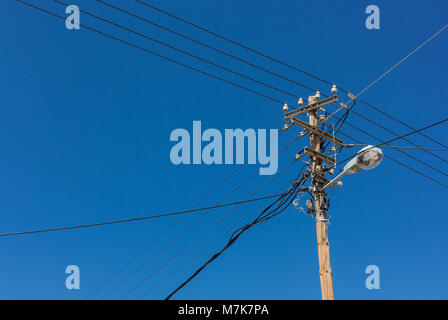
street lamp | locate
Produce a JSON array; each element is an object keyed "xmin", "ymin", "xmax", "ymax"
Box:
[{"xmin": 323, "ymin": 145, "xmax": 383, "ymax": 191}]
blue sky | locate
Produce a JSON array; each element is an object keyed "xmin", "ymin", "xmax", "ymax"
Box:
[{"xmin": 1, "ymin": 0, "xmax": 447, "ymax": 299}]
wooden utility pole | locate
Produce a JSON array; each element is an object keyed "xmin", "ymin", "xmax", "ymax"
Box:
[
  {"xmin": 307, "ymin": 95, "xmax": 335, "ymax": 300},
  {"xmin": 283, "ymin": 87, "xmax": 340, "ymax": 299}
]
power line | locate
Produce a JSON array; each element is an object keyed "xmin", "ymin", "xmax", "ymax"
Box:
[
  {"xmin": 354, "ymin": 97, "xmax": 448, "ymax": 151},
  {"xmin": 17, "ymin": 0, "xmax": 288, "ymax": 105},
  {"xmin": 335, "ymin": 116, "xmax": 448, "ymax": 187},
  {"xmin": 137, "ymin": 170, "xmax": 307, "ymax": 299},
  {"xmin": 49, "ymin": 0, "xmax": 448, "ymax": 170},
  {"xmin": 0, "ymin": 192, "xmax": 292, "ymax": 238},
  {"xmin": 104, "ymin": 168, "xmax": 259, "ymax": 299},
  {"xmin": 138, "ymin": 194, "xmax": 278, "ymax": 298},
  {"xmin": 345, "ymin": 144, "xmax": 448, "ymax": 152},
  {"xmin": 352, "ymin": 24, "xmax": 448, "ymax": 100},
  {"xmin": 97, "ymin": 0, "xmax": 319, "ymax": 94},
  {"xmin": 338, "ymin": 131, "xmax": 448, "ymax": 190},
  {"xmin": 135, "ymin": 0, "xmax": 448, "ymax": 153},
  {"xmin": 341, "ymin": 119, "xmax": 448, "ymax": 178},
  {"xmin": 135, "ymin": 0, "xmax": 333, "ymax": 87},
  {"xmin": 86, "ymin": 164, "xmax": 245, "ymax": 299},
  {"xmin": 164, "ymin": 168, "xmax": 309, "ymax": 300},
  {"xmin": 119, "ymin": 159, "xmax": 299, "ymax": 299},
  {"xmin": 336, "ymin": 23, "xmax": 448, "ymax": 153},
  {"xmin": 345, "ymin": 107, "xmax": 448, "ymax": 165},
  {"xmin": 97, "ymin": 0, "xmax": 448, "ymax": 168},
  {"xmin": 55, "ymin": 0, "xmax": 302, "ymax": 101},
  {"xmin": 16, "ymin": 1, "xmax": 313, "ymax": 298},
  {"xmin": 92, "ymin": 129, "xmax": 297, "ymax": 298},
  {"xmin": 338, "ymin": 116, "xmax": 448, "ymax": 163},
  {"xmin": 17, "ymin": 0, "xmax": 447, "ymax": 195}
]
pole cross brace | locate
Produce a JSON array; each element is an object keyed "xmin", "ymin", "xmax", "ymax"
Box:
[
  {"xmin": 291, "ymin": 118, "xmax": 345, "ymax": 146},
  {"xmin": 304, "ymin": 147, "xmax": 336, "ymax": 165},
  {"xmin": 284, "ymin": 95, "xmax": 338, "ymax": 119}
]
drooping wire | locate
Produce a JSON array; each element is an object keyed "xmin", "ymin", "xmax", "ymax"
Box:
[
  {"xmin": 95, "ymin": 129, "xmax": 298, "ymax": 298},
  {"xmin": 97, "ymin": 0, "xmax": 320, "ymax": 94},
  {"xmin": 27, "ymin": 1, "xmax": 448, "ymax": 172},
  {"xmin": 136, "ymin": 0, "xmax": 448, "ymax": 151},
  {"xmin": 103, "ymin": 168, "xmax": 258, "ymax": 299},
  {"xmin": 0, "ymin": 192, "xmax": 293, "ymax": 238},
  {"xmin": 340, "ymin": 103, "xmax": 448, "ymax": 165},
  {"xmin": 135, "ymin": 0, "xmax": 334, "ymax": 87},
  {"xmin": 334, "ymin": 117, "xmax": 448, "ymax": 189},
  {"xmin": 17, "ymin": 0, "xmax": 288, "ymax": 105},
  {"xmin": 337, "ymin": 116, "xmax": 448, "ymax": 165},
  {"xmin": 338, "ymin": 131, "xmax": 448, "ymax": 190},
  {"xmin": 137, "ymin": 177, "xmax": 302, "ymax": 299},
  {"xmin": 164, "ymin": 167, "xmax": 310, "ymax": 300},
  {"xmin": 120, "ymin": 159, "xmax": 301, "ymax": 300},
  {"xmin": 55, "ymin": 0, "xmax": 302, "ymax": 101},
  {"xmin": 86, "ymin": 163, "xmax": 245, "ymax": 299},
  {"xmin": 342, "ymin": 120, "xmax": 448, "ymax": 178}
]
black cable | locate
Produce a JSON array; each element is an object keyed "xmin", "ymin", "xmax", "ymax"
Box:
[
  {"xmin": 320, "ymin": 100, "xmax": 355, "ymax": 152},
  {"xmin": 345, "ymin": 105, "xmax": 448, "ymax": 165},
  {"xmin": 86, "ymin": 163, "xmax": 245, "ymax": 299},
  {"xmin": 347, "ymin": 145, "xmax": 448, "ymax": 151},
  {"xmin": 55, "ymin": 0, "xmax": 302, "ymax": 101},
  {"xmin": 140, "ymin": 198, "xmax": 274, "ymax": 298},
  {"xmin": 337, "ymin": 116, "xmax": 448, "ymax": 166},
  {"xmin": 89, "ymin": 123, "xmax": 286, "ymax": 298},
  {"xmin": 333, "ymin": 116, "xmax": 448, "ymax": 189},
  {"xmin": 135, "ymin": 0, "xmax": 333, "ymax": 87},
  {"xmin": 137, "ymin": 172, "xmax": 307, "ymax": 299},
  {"xmin": 341, "ymin": 119, "xmax": 448, "ymax": 178},
  {"xmin": 97, "ymin": 0, "xmax": 319, "ymax": 94},
  {"xmin": 338, "ymin": 131, "xmax": 448, "ymax": 189},
  {"xmin": 135, "ymin": 0, "xmax": 448, "ymax": 154},
  {"xmin": 94, "ymin": 129, "xmax": 297, "ymax": 298},
  {"xmin": 164, "ymin": 169, "xmax": 309, "ymax": 300},
  {"xmin": 104, "ymin": 168, "xmax": 259, "ymax": 299},
  {"xmin": 356, "ymin": 96, "xmax": 448, "ymax": 151},
  {"xmin": 0, "ymin": 192, "xmax": 292, "ymax": 238},
  {"xmin": 40, "ymin": 1, "xmax": 448, "ymax": 171},
  {"xmin": 164, "ymin": 190, "xmax": 297, "ymax": 300},
  {"xmin": 17, "ymin": 0, "xmax": 287, "ymax": 105},
  {"xmin": 120, "ymin": 159, "xmax": 300, "ymax": 299}
]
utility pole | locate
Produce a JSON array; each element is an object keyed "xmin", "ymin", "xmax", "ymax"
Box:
[
  {"xmin": 308, "ymin": 94, "xmax": 334, "ymax": 300},
  {"xmin": 283, "ymin": 86, "xmax": 341, "ymax": 300}
]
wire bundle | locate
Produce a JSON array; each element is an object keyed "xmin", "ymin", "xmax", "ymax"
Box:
[{"xmin": 165, "ymin": 168, "xmax": 310, "ymax": 299}]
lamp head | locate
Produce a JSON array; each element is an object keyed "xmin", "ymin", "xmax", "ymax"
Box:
[
  {"xmin": 343, "ymin": 145, "xmax": 383, "ymax": 174},
  {"xmin": 357, "ymin": 145, "xmax": 383, "ymax": 170}
]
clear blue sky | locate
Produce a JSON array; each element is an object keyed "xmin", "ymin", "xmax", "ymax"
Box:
[{"xmin": 1, "ymin": 0, "xmax": 447, "ymax": 299}]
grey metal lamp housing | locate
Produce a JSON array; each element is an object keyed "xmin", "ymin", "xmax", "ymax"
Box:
[
  {"xmin": 343, "ymin": 145, "xmax": 384, "ymax": 174},
  {"xmin": 323, "ymin": 145, "xmax": 383, "ymax": 190}
]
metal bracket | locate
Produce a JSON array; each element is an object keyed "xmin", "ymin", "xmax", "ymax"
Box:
[
  {"xmin": 290, "ymin": 118, "xmax": 345, "ymax": 146},
  {"xmin": 304, "ymin": 147, "xmax": 336, "ymax": 165},
  {"xmin": 284, "ymin": 95, "xmax": 338, "ymax": 119},
  {"xmin": 295, "ymin": 152, "xmax": 307, "ymax": 161},
  {"xmin": 347, "ymin": 92, "xmax": 356, "ymax": 100},
  {"xmin": 313, "ymin": 173, "xmax": 330, "ymax": 185}
]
